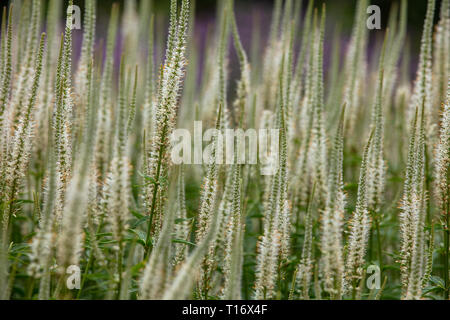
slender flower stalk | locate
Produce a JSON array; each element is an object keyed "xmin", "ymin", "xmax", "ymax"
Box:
[
  {"xmin": 433, "ymin": 0, "xmax": 449, "ymax": 109},
  {"xmin": 0, "ymin": 7, "xmax": 6, "ymax": 84},
  {"xmin": 254, "ymin": 54, "xmax": 289, "ymax": 300},
  {"xmin": 53, "ymin": 0, "xmax": 75, "ymax": 223},
  {"xmin": 405, "ymin": 134, "xmax": 427, "ymax": 299},
  {"xmin": 410, "ymin": 0, "xmax": 435, "ymax": 134},
  {"xmin": 366, "ymin": 32, "xmax": 388, "ymax": 268},
  {"xmin": 221, "ymin": 163, "xmax": 243, "ymax": 300},
  {"xmin": 229, "ymin": 1, "xmax": 250, "ymax": 127},
  {"xmin": 321, "ymin": 101, "xmax": 345, "ymax": 299},
  {"xmin": 140, "ymin": 173, "xmax": 178, "ymax": 300},
  {"xmin": 1, "ymin": 33, "xmax": 46, "ymax": 235},
  {"xmin": 8, "ymin": 0, "xmax": 41, "ymax": 130},
  {"xmin": 434, "ymin": 80, "xmax": 449, "ymax": 299},
  {"xmin": 162, "ymin": 191, "xmax": 222, "ymax": 300},
  {"xmin": 144, "ymin": 0, "xmax": 191, "ymax": 253},
  {"xmin": 344, "ymin": 130, "xmax": 373, "ymax": 297},
  {"xmin": 342, "ymin": 0, "xmax": 368, "ymax": 138},
  {"xmin": 0, "ymin": 32, "xmax": 45, "ymax": 300},
  {"xmin": 400, "ymin": 105, "xmax": 429, "ymax": 300},
  {"xmin": 57, "ymin": 58, "xmax": 97, "ymax": 274},
  {"xmin": 74, "ymin": 0, "xmax": 96, "ymax": 142},
  {"xmin": 143, "ymin": 14, "xmax": 155, "ymax": 137},
  {"xmin": 0, "ymin": 5, "xmax": 13, "ymax": 173},
  {"xmin": 294, "ymin": 184, "xmax": 316, "ymax": 300},
  {"xmin": 195, "ymin": 104, "xmax": 222, "ymax": 299},
  {"xmin": 103, "ymin": 58, "xmax": 136, "ymax": 296},
  {"xmin": 173, "ymin": 165, "xmax": 190, "ymax": 267},
  {"xmin": 95, "ymin": 4, "xmax": 119, "ymax": 179}
]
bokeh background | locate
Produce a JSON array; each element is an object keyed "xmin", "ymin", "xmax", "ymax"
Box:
[
  {"xmin": 56, "ymin": 0, "xmax": 443, "ymax": 81},
  {"xmin": 1, "ymin": 0, "xmax": 443, "ymax": 86}
]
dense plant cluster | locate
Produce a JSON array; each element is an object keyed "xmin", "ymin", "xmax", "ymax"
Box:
[{"xmin": 0, "ymin": 0, "xmax": 448, "ymax": 300}]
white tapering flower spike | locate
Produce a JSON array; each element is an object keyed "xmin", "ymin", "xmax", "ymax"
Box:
[
  {"xmin": 229, "ymin": 1, "xmax": 250, "ymax": 127},
  {"xmin": 400, "ymin": 103, "xmax": 429, "ymax": 300},
  {"xmin": 1, "ymin": 33, "xmax": 46, "ymax": 236},
  {"xmin": 278, "ymin": 76, "xmax": 290, "ymax": 265},
  {"xmin": 193, "ymin": 1, "xmax": 230, "ymax": 299},
  {"xmin": 127, "ymin": 66, "xmax": 138, "ymax": 138},
  {"xmin": 8, "ymin": 0, "xmax": 41, "ymax": 130},
  {"xmin": 53, "ymin": 0, "xmax": 75, "ymax": 224},
  {"xmin": 173, "ymin": 165, "xmax": 190, "ymax": 267},
  {"xmin": 102, "ymin": 58, "xmax": 133, "ymax": 297},
  {"xmin": 195, "ymin": 103, "xmax": 223, "ymax": 299},
  {"xmin": 295, "ymin": 184, "xmax": 316, "ymax": 300},
  {"xmin": 433, "ymin": 0, "xmax": 449, "ymax": 109},
  {"xmin": 344, "ymin": 129, "xmax": 374, "ymax": 297},
  {"xmin": 34, "ymin": 0, "xmax": 62, "ymax": 186},
  {"xmin": 254, "ymin": 53, "xmax": 290, "ymax": 300},
  {"xmin": 365, "ymin": 32, "xmax": 388, "ymax": 271},
  {"xmin": 321, "ymin": 101, "xmax": 345, "ymax": 299},
  {"xmin": 222, "ymin": 163, "xmax": 243, "ymax": 300},
  {"xmin": 140, "ymin": 173, "xmax": 179, "ymax": 300},
  {"xmin": 312, "ymin": 5, "xmax": 328, "ymax": 205},
  {"xmin": 410, "ymin": 0, "xmax": 435, "ymax": 134},
  {"xmin": 434, "ymin": 80, "xmax": 449, "ymax": 299},
  {"xmin": 254, "ymin": 157, "xmax": 282, "ymax": 299},
  {"xmin": 57, "ymin": 58, "xmax": 98, "ymax": 274},
  {"xmin": 36, "ymin": 151, "xmax": 57, "ymax": 300},
  {"xmin": 0, "ymin": 5, "xmax": 13, "ymax": 169},
  {"xmin": 52, "ymin": 34, "xmax": 68, "ymax": 223},
  {"xmin": 74, "ymin": 0, "xmax": 96, "ymax": 139},
  {"xmin": 144, "ymin": 0, "xmax": 191, "ymax": 249},
  {"xmin": 294, "ymin": 7, "xmax": 328, "ymax": 209},
  {"xmin": 162, "ymin": 190, "xmax": 222, "ymax": 300},
  {"xmin": 367, "ymin": 31, "xmax": 388, "ymax": 215},
  {"xmin": 383, "ymin": 0, "xmax": 407, "ymax": 109},
  {"xmin": 342, "ymin": 0, "xmax": 368, "ymax": 137},
  {"xmin": 405, "ymin": 106, "xmax": 428, "ymax": 300},
  {"xmin": 400, "ymin": 107, "xmax": 420, "ymax": 297},
  {"xmin": 143, "ymin": 14, "xmax": 155, "ymax": 137},
  {"xmin": 95, "ymin": 4, "xmax": 119, "ymax": 179},
  {"xmin": 292, "ymin": 0, "xmax": 314, "ymax": 107},
  {"xmin": 75, "ymin": 0, "xmax": 96, "ymax": 96},
  {"xmin": 0, "ymin": 7, "xmax": 6, "ymax": 84},
  {"xmin": 0, "ymin": 33, "xmax": 45, "ymax": 299}
]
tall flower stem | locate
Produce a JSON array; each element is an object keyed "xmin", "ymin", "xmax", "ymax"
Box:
[
  {"xmin": 144, "ymin": 141, "xmax": 166, "ymax": 259},
  {"xmin": 445, "ymin": 171, "xmax": 449, "ymax": 300}
]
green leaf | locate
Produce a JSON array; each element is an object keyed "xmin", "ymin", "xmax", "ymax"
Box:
[
  {"xmin": 174, "ymin": 217, "xmax": 194, "ymax": 224},
  {"xmin": 172, "ymin": 238, "xmax": 196, "ymax": 247},
  {"xmin": 129, "ymin": 229, "xmax": 148, "ymax": 247}
]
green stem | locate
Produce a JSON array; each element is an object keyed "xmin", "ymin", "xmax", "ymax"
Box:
[
  {"xmin": 116, "ymin": 240, "xmax": 123, "ymax": 299},
  {"xmin": 374, "ymin": 214, "xmax": 383, "ymax": 271},
  {"xmin": 76, "ymin": 249, "xmax": 94, "ymax": 299},
  {"xmin": 444, "ymin": 220, "xmax": 449, "ymax": 300},
  {"xmin": 77, "ymin": 217, "xmax": 105, "ymax": 299},
  {"xmin": 201, "ymin": 257, "xmax": 210, "ymax": 299},
  {"xmin": 444, "ymin": 170, "xmax": 449, "ymax": 300},
  {"xmin": 26, "ymin": 278, "xmax": 35, "ymax": 299},
  {"xmin": 144, "ymin": 129, "xmax": 167, "ymax": 260},
  {"xmin": 288, "ymin": 267, "xmax": 299, "ymax": 300},
  {"xmin": 53, "ymin": 274, "xmax": 65, "ymax": 299}
]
